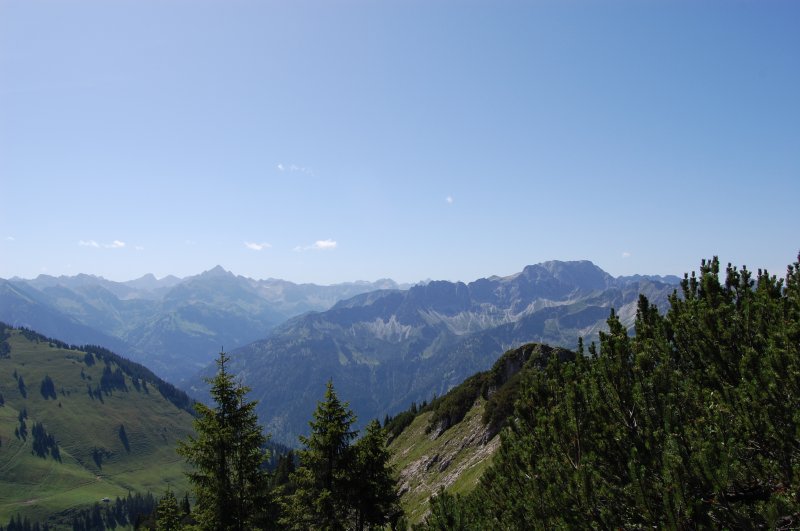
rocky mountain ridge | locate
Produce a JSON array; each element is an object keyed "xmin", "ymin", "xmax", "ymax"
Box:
[
  {"xmin": 214, "ymin": 260, "xmax": 679, "ymax": 445},
  {"xmin": 0, "ymin": 267, "xmax": 411, "ymax": 384}
]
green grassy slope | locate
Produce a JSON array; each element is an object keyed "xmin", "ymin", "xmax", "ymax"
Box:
[
  {"xmin": 388, "ymin": 401, "xmax": 499, "ymax": 524},
  {"xmin": 387, "ymin": 342, "xmax": 574, "ymax": 524},
  {"xmin": 0, "ymin": 327, "xmax": 194, "ymax": 526}
]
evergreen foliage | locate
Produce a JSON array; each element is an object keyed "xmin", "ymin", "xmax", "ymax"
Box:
[
  {"xmin": 281, "ymin": 380, "xmax": 358, "ymax": 530},
  {"xmin": 177, "ymin": 350, "xmax": 271, "ymax": 531},
  {"xmin": 65, "ymin": 492, "xmax": 157, "ymax": 530},
  {"xmin": 17, "ymin": 375, "xmax": 26, "ymax": 398},
  {"xmin": 156, "ymin": 488, "xmax": 182, "ymax": 531},
  {"xmin": 0, "ymin": 515, "xmax": 52, "ymax": 531},
  {"xmin": 180, "ymin": 493, "xmax": 191, "ymax": 516},
  {"xmin": 351, "ymin": 419, "xmax": 402, "ymax": 530},
  {"xmin": 100, "ymin": 365, "xmax": 128, "ymax": 394},
  {"xmin": 417, "ymin": 256, "xmax": 800, "ymax": 529},
  {"xmin": 0, "ymin": 492, "xmax": 163, "ymax": 530},
  {"xmin": 38, "ymin": 375, "xmax": 56, "ymax": 400},
  {"xmin": 281, "ymin": 381, "xmax": 400, "ymax": 530},
  {"xmin": 30, "ymin": 422, "xmax": 60, "ymax": 461},
  {"xmin": 383, "ymin": 410, "xmax": 417, "ymax": 444}
]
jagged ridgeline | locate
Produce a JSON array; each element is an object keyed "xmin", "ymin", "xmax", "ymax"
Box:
[{"xmin": 0, "ymin": 323, "xmax": 196, "ymax": 528}]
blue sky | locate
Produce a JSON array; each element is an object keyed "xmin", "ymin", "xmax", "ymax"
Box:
[{"xmin": 1, "ymin": 0, "xmax": 798, "ymax": 284}]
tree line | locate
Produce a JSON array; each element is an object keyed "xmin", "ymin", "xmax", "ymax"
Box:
[{"xmin": 171, "ymin": 352, "xmax": 400, "ymax": 531}]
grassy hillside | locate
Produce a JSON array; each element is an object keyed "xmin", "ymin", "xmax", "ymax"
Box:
[
  {"xmin": 388, "ymin": 401, "xmax": 498, "ymax": 524},
  {"xmin": 387, "ymin": 343, "xmax": 574, "ymax": 524},
  {"xmin": 0, "ymin": 325, "xmax": 195, "ymax": 528}
]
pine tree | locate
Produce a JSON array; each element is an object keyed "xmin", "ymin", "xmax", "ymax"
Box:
[
  {"xmin": 177, "ymin": 350, "xmax": 271, "ymax": 531},
  {"xmin": 351, "ymin": 419, "xmax": 401, "ymax": 530},
  {"xmin": 180, "ymin": 493, "xmax": 190, "ymax": 516},
  {"xmin": 281, "ymin": 380, "xmax": 357, "ymax": 530},
  {"xmin": 156, "ymin": 488, "xmax": 181, "ymax": 531}
]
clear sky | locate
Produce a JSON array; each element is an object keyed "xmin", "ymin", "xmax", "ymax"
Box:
[{"xmin": 1, "ymin": 0, "xmax": 798, "ymax": 284}]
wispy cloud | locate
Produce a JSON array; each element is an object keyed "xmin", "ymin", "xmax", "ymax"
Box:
[
  {"xmin": 312, "ymin": 239, "xmax": 337, "ymax": 250},
  {"xmin": 445, "ymin": 196, "xmax": 454, "ymax": 204},
  {"xmin": 622, "ymin": 251, "xmax": 632, "ymax": 258},
  {"xmin": 295, "ymin": 239, "xmax": 338, "ymax": 252},
  {"xmin": 245, "ymin": 241, "xmax": 272, "ymax": 251},
  {"xmin": 79, "ymin": 239, "xmax": 127, "ymax": 249},
  {"xmin": 135, "ymin": 245, "xmax": 145, "ymax": 251},
  {"xmin": 6, "ymin": 236, "xmax": 15, "ymax": 241},
  {"xmin": 276, "ymin": 162, "xmax": 314, "ymax": 176}
]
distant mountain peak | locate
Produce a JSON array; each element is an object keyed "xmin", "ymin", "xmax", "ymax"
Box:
[{"xmin": 202, "ymin": 265, "xmax": 233, "ymax": 277}]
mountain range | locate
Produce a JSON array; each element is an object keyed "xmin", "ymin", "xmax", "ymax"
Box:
[
  {"xmin": 0, "ymin": 267, "xmax": 410, "ymax": 384},
  {"xmin": 205, "ymin": 260, "xmax": 681, "ymax": 445},
  {"xmin": 1, "ymin": 261, "xmax": 681, "ymax": 446}
]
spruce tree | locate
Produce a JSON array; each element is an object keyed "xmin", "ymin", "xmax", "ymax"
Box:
[
  {"xmin": 156, "ymin": 488, "xmax": 181, "ymax": 531},
  {"xmin": 180, "ymin": 493, "xmax": 190, "ymax": 516},
  {"xmin": 351, "ymin": 419, "xmax": 401, "ymax": 530},
  {"xmin": 281, "ymin": 380, "xmax": 357, "ymax": 530},
  {"xmin": 177, "ymin": 350, "xmax": 270, "ymax": 531}
]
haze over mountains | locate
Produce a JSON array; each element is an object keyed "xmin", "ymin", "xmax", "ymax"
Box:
[
  {"xmin": 1, "ymin": 260, "xmax": 681, "ymax": 446},
  {"xmin": 0, "ymin": 267, "xmax": 410, "ymax": 384},
  {"xmin": 197, "ymin": 261, "xmax": 681, "ymax": 445}
]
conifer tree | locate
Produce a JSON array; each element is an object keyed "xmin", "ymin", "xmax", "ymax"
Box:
[
  {"xmin": 351, "ymin": 419, "xmax": 401, "ymax": 530},
  {"xmin": 177, "ymin": 350, "xmax": 270, "ymax": 531},
  {"xmin": 156, "ymin": 488, "xmax": 181, "ymax": 531},
  {"xmin": 281, "ymin": 380, "xmax": 357, "ymax": 530},
  {"xmin": 180, "ymin": 493, "xmax": 190, "ymax": 516}
]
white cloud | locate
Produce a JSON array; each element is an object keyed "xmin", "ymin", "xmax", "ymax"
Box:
[
  {"xmin": 295, "ymin": 239, "xmax": 338, "ymax": 252},
  {"xmin": 312, "ymin": 239, "xmax": 337, "ymax": 250},
  {"xmin": 445, "ymin": 196, "xmax": 454, "ymax": 204},
  {"xmin": 79, "ymin": 240, "xmax": 100, "ymax": 248},
  {"xmin": 106, "ymin": 240, "xmax": 126, "ymax": 249},
  {"xmin": 276, "ymin": 162, "xmax": 314, "ymax": 176},
  {"xmin": 6, "ymin": 236, "xmax": 15, "ymax": 241},
  {"xmin": 135, "ymin": 245, "xmax": 145, "ymax": 251},
  {"xmin": 622, "ymin": 251, "xmax": 632, "ymax": 258},
  {"xmin": 245, "ymin": 241, "xmax": 272, "ymax": 251}
]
